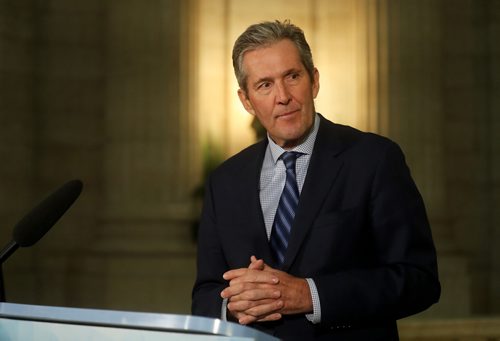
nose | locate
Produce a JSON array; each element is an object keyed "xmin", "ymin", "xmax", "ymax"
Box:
[{"xmin": 275, "ymin": 81, "xmax": 291, "ymax": 105}]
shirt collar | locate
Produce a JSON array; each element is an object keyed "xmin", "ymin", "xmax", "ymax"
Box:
[{"xmin": 267, "ymin": 113, "xmax": 320, "ymax": 164}]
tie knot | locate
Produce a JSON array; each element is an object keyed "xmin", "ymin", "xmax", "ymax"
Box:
[{"xmin": 281, "ymin": 151, "xmax": 301, "ymax": 171}]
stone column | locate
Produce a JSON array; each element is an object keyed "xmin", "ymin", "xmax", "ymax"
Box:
[
  {"xmin": 0, "ymin": 0, "xmax": 38, "ymax": 302},
  {"xmin": 385, "ymin": 0, "xmax": 469, "ymax": 317},
  {"xmin": 440, "ymin": 0, "xmax": 499, "ymax": 315},
  {"xmin": 490, "ymin": 0, "xmax": 500, "ymax": 314},
  {"xmin": 21, "ymin": 0, "xmax": 107, "ymax": 308},
  {"xmin": 85, "ymin": 0, "xmax": 196, "ymax": 313}
]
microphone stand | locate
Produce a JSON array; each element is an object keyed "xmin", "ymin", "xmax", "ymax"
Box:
[
  {"xmin": 0, "ymin": 179, "xmax": 82, "ymax": 302},
  {"xmin": 0, "ymin": 241, "xmax": 19, "ymax": 302},
  {"xmin": 0, "ymin": 264, "xmax": 4, "ymax": 302}
]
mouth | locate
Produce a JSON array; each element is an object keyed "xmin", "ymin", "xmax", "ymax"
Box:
[{"xmin": 276, "ymin": 109, "xmax": 299, "ymax": 119}]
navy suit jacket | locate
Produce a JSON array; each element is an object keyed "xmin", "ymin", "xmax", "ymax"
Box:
[{"xmin": 192, "ymin": 115, "xmax": 440, "ymax": 340}]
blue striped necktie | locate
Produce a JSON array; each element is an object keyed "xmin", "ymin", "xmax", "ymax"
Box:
[{"xmin": 270, "ymin": 151, "xmax": 301, "ymax": 267}]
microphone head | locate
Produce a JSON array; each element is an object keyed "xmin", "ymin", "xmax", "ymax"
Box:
[{"xmin": 12, "ymin": 179, "xmax": 83, "ymax": 247}]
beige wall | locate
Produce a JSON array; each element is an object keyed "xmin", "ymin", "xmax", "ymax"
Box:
[
  {"xmin": 0, "ymin": 0, "xmax": 498, "ymax": 323},
  {"xmin": 194, "ymin": 0, "xmax": 388, "ymax": 157}
]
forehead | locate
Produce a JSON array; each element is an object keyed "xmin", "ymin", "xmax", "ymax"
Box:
[{"xmin": 242, "ymin": 39, "xmax": 303, "ymax": 79}]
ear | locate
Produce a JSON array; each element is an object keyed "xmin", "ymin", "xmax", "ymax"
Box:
[
  {"xmin": 238, "ymin": 89, "xmax": 255, "ymax": 115},
  {"xmin": 312, "ymin": 68, "xmax": 320, "ymax": 99}
]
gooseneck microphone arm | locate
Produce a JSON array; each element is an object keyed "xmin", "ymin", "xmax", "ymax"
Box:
[
  {"xmin": 0, "ymin": 241, "xmax": 18, "ymax": 302},
  {"xmin": 0, "ymin": 241, "xmax": 19, "ymax": 264},
  {"xmin": 0, "ymin": 179, "xmax": 83, "ymax": 302}
]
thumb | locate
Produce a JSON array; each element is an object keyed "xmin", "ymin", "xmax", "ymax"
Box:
[
  {"xmin": 253, "ymin": 256, "xmax": 274, "ymax": 271},
  {"xmin": 248, "ymin": 255, "xmax": 264, "ymax": 270}
]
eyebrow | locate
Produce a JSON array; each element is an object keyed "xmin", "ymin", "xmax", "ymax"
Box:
[{"xmin": 251, "ymin": 68, "xmax": 302, "ymax": 89}]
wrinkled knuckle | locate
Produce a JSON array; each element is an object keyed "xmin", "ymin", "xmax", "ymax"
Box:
[
  {"xmin": 244, "ymin": 291, "xmax": 257, "ymax": 300},
  {"xmin": 241, "ymin": 282, "xmax": 252, "ymax": 291},
  {"xmin": 245, "ymin": 307, "xmax": 260, "ymax": 316}
]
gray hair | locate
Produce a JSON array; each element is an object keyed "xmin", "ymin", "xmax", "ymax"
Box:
[{"xmin": 232, "ymin": 20, "xmax": 315, "ymax": 93}]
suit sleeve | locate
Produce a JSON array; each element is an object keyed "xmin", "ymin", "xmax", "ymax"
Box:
[
  {"xmin": 313, "ymin": 140, "xmax": 440, "ymax": 325},
  {"xmin": 191, "ymin": 177, "xmax": 228, "ymax": 318}
]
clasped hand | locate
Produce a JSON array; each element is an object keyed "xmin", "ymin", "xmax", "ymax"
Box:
[{"xmin": 220, "ymin": 256, "xmax": 312, "ymax": 325}]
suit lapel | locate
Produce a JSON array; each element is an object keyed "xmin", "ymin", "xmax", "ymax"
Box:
[
  {"xmin": 239, "ymin": 140, "xmax": 275, "ymax": 263},
  {"xmin": 281, "ymin": 117, "xmax": 347, "ymax": 271}
]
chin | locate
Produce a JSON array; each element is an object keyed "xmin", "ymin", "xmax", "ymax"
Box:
[{"xmin": 279, "ymin": 133, "xmax": 306, "ymax": 147}]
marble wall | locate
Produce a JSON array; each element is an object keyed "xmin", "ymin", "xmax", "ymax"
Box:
[{"xmin": 0, "ymin": 0, "xmax": 196, "ymax": 314}]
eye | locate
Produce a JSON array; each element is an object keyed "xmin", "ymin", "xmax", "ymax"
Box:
[
  {"xmin": 259, "ymin": 82, "xmax": 272, "ymax": 89},
  {"xmin": 287, "ymin": 72, "xmax": 301, "ymax": 82},
  {"xmin": 256, "ymin": 81, "xmax": 273, "ymax": 93}
]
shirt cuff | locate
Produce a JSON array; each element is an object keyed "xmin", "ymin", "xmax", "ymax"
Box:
[{"xmin": 305, "ymin": 278, "xmax": 321, "ymax": 324}]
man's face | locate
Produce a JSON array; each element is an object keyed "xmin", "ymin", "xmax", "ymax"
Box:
[{"xmin": 238, "ymin": 39, "xmax": 319, "ymax": 149}]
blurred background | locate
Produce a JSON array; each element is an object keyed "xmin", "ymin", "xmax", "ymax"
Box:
[{"xmin": 0, "ymin": 0, "xmax": 499, "ymax": 338}]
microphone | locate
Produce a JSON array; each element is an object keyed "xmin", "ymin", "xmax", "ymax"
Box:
[{"xmin": 0, "ymin": 179, "xmax": 83, "ymax": 263}]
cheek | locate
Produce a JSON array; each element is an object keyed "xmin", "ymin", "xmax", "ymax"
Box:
[
  {"xmin": 255, "ymin": 114, "xmax": 274, "ymax": 131},
  {"xmin": 253, "ymin": 102, "xmax": 274, "ymax": 120}
]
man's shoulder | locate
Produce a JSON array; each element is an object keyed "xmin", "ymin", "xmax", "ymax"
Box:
[
  {"xmin": 210, "ymin": 139, "xmax": 266, "ymax": 178},
  {"xmin": 318, "ymin": 117, "xmax": 397, "ymax": 153}
]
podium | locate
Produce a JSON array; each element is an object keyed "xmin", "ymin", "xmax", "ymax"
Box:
[{"xmin": 0, "ymin": 302, "xmax": 278, "ymax": 340}]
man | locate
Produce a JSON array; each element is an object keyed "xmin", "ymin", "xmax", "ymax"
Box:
[{"xmin": 192, "ymin": 20, "xmax": 440, "ymax": 340}]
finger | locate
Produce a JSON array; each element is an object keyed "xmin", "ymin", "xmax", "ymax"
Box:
[
  {"xmin": 229, "ymin": 287, "xmax": 281, "ymax": 303},
  {"xmin": 223, "ymin": 268, "xmax": 251, "ymax": 280},
  {"xmin": 220, "ymin": 282, "xmax": 281, "ymax": 300},
  {"xmin": 224, "ymin": 265, "xmax": 278, "ymax": 281},
  {"xmin": 223, "ymin": 267, "xmax": 252, "ymax": 280},
  {"xmin": 228, "ymin": 271, "xmax": 279, "ymax": 285},
  {"xmin": 250, "ymin": 255, "xmax": 275, "ymax": 273},
  {"xmin": 238, "ymin": 312, "xmax": 282, "ymax": 325},
  {"xmin": 221, "ymin": 282, "xmax": 249, "ymax": 299},
  {"xmin": 227, "ymin": 298, "xmax": 276, "ymax": 312},
  {"xmin": 221, "ymin": 285, "xmax": 244, "ymax": 299},
  {"xmin": 235, "ymin": 309, "xmax": 282, "ymax": 325},
  {"xmin": 244, "ymin": 299, "xmax": 283, "ymax": 318},
  {"xmin": 237, "ymin": 300, "xmax": 284, "ymax": 325},
  {"xmin": 222, "ymin": 281, "xmax": 259, "ymax": 298},
  {"xmin": 227, "ymin": 310, "xmax": 246, "ymax": 323},
  {"xmin": 256, "ymin": 313, "xmax": 282, "ymax": 322},
  {"xmin": 248, "ymin": 258, "xmax": 264, "ymax": 270},
  {"xmin": 237, "ymin": 314, "xmax": 258, "ymax": 325},
  {"xmin": 259, "ymin": 260, "xmax": 275, "ymax": 272},
  {"xmin": 224, "ymin": 285, "xmax": 280, "ymax": 301},
  {"xmin": 249, "ymin": 257, "xmax": 276, "ymax": 272}
]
